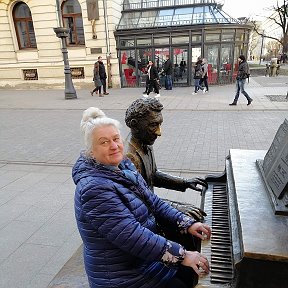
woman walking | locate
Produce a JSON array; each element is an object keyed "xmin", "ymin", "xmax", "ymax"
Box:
[
  {"xmin": 192, "ymin": 58, "xmax": 204, "ymax": 95},
  {"xmin": 90, "ymin": 62, "xmax": 103, "ymax": 97}
]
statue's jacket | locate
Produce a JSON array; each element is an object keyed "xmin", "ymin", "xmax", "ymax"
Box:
[
  {"xmin": 125, "ymin": 134, "xmax": 187, "ymax": 192},
  {"xmin": 72, "ymin": 155, "xmax": 195, "ymax": 288}
]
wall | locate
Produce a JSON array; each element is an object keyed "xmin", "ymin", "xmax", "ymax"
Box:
[{"xmin": 0, "ymin": 0, "xmax": 122, "ymax": 89}]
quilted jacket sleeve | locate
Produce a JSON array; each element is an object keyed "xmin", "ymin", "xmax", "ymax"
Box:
[{"xmin": 81, "ymin": 181, "xmax": 184, "ymax": 262}]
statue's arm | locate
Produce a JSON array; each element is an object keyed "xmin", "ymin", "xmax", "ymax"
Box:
[
  {"xmin": 154, "ymin": 170, "xmax": 208, "ymax": 192},
  {"xmin": 153, "ymin": 170, "xmax": 187, "ymax": 192}
]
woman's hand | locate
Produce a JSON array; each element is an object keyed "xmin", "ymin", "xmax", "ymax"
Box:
[
  {"xmin": 188, "ymin": 222, "xmax": 211, "ymax": 241},
  {"xmin": 181, "ymin": 251, "xmax": 209, "ymax": 275}
]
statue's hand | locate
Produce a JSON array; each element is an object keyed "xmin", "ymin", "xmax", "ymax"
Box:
[
  {"xmin": 185, "ymin": 206, "xmax": 207, "ymax": 222},
  {"xmin": 173, "ymin": 203, "xmax": 207, "ymax": 222},
  {"xmin": 185, "ymin": 177, "xmax": 208, "ymax": 192}
]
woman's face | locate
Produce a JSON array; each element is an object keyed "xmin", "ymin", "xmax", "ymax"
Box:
[{"xmin": 91, "ymin": 125, "xmax": 124, "ymax": 166}]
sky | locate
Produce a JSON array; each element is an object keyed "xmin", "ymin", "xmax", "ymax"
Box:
[{"xmin": 222, "ymin": 0, "xmax": 278, "ymax": 19}]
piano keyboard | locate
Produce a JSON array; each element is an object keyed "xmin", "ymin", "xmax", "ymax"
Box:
[{"xmin": 196, "ymin": 183, "xmax": 234, "ymax": 287}]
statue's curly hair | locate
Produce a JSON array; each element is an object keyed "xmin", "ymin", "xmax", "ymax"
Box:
[{"xmin": 125, "ymin": 98, "xmax": 163, "ymax": 128}]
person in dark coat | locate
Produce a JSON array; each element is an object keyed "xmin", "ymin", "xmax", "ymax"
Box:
[
  {"xmin": 163, "ymin": 55, "xmax": 173, "ymax": 90},
  {"xmin": 229, "ymin": 55, "xmax": 253, "ymax": 105},
  {"xmin": 90, "ymin": 61, "xmax": 103, "ymax": 97},
  {"xmin": 97, "ymin": 56, "xmax": 109, "ymax": 95},
  {"xmin": 192, "ymin": 58, "xmax": 204, "ymax": 95},
  {"xmin": 199, "ymin": 58, "xmax": 209, "ymax": 93},
  {"xmin": 143, "ymin": 60, "xmax": 160, "ymax": 98},
  {"xmin": 73, "ymin": 107, "xmax": 211, "ymax": 288}
]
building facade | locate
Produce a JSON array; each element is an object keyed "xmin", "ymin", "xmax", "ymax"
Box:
[
  {"xmin": 0, "ymin": 0, "xmax": 122, "ymax": 89},
  {"xmin": 116, "ymin": 0, "xmax": 252, "ymax": 87},
  {"xmin": 0, "ymin": 0, "xmax": 252, "ymax": 89}
]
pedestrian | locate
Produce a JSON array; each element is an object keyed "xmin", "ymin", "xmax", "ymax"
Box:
[
  {"xmin": 97, "ymin": 56, "xmax": 109, "ymax": 95},
  {"xmin": 180, "ymin": 58, "xmax": 186, "ymax": 77},
  {"xmin": 229, "ymin": 55, "xmax": 253, "ymax": 106},
  {"xmin": 73, "ymin": 106, "xmax": 211, "ymax": 288},
  {"xmin": 199, "ymin": 58, "xmax": 209, "ymax": 93},
  {"xmin": 192, "ymin": 58, "xmax": 204, "ymax": 94},
  {"xmin": 90, "ymin": 62, "xmax": 103, "ymax": 97},
  {"xmin": 143, "ymin": 60, "xmax": 160, "ymax": 98},
  {"xmin": 142, "ymin": 64, "xmax": 150, "ymax": 94},
  {"xmin": 163, "ymin": 55, "xmax": 173, "ymax": 90}
]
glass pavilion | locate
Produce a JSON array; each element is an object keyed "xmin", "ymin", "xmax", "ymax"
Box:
[{"xmin": 115, "ymin": 0, "xmax": 252, "ymax": 87}]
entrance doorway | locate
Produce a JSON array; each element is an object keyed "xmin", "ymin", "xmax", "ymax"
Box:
[{"xmin": 173, "ymin": 47, "xmax": 188, "ymax": 86}]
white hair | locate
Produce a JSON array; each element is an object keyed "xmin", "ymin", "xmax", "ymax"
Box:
[{"xmin": 80, "ymin": 107, "xmax": 121, "ymax": 157}]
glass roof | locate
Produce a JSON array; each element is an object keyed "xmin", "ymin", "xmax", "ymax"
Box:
[{"xmin": 117, "ymin": 0, "xmax": 239, "ymax": 30}]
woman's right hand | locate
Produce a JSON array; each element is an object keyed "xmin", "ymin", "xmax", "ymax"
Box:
[{"xmin": 181, "ymin": 251, "xmax": 210, "ymax": 275}]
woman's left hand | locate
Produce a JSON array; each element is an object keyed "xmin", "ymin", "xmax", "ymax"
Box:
[{"xmin": 188, "ymin": 222, "xmax": 211, "ymax": 240}]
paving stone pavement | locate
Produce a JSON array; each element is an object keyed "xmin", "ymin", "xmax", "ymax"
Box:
[{"xmin": 0, "ymin": 76, "xmax": 287, "ymax": 288}]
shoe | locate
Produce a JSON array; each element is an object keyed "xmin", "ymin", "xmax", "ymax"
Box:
[
  {"xmin": 99, "ymin": 94, "xmax": 104, "ymax": 97},
  {"xmin": 247, "ymin": 99, "xmax": 253, "ymax": 106},
  {"xmin": 90, "ymin": 91, "xmax": 93, "ymax": 96},
  {"xmin": 202, "ymin": 89, "xmax": 207, "ymax": 94},
  {"xmin": 192, "ymin": 92, "xmax": 198, "ymax": 95},
  {"xmin": 155, "ymin": 94, "xmax": 160, "ymax": 98},
  {"xmin": 143, "ymin": 94, "xmax": 148, "ymax": 98},
  {"xmin": 103, "ymin": 92, "xmax": 109, "ymax": 95},
  {"xmin": 229, "ymin": 102, "xmax": 237, "ymax": 106}
]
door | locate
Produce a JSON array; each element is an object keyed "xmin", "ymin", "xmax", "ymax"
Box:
[{"xmin": 173, "ymin": 47, "xmax": 188, "ymax": 86}]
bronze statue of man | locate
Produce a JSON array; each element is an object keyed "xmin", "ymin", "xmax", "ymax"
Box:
[{"xmin": 124, "ymin": 98, "xmax": 207, "ymax": 220}]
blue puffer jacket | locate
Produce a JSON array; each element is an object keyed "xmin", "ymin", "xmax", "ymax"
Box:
[{"xmin": 72, "ymin": 155, "xmax": 194, "ymax": 288}]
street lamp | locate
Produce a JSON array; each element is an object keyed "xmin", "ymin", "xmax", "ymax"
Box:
[{"xmin": 53, "ymin": 0, "xmax": 77, "ymax": 99}]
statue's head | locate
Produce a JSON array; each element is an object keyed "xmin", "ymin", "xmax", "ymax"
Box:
[{"xmin": 125, "ymin": 98, "xmax": 163, "ymax": 145}]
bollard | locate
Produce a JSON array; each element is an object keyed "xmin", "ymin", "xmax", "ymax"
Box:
[{"xmin": 271, "ymin": 58, "xmax": 278, "ymax": 77}]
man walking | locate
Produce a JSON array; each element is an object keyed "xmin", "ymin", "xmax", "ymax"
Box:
[
  {"xmin": 97, "ymin": 56, "xmax": 109, "ymax": 95},
  {"xmin": 229, "ymin": 55, "xmax": 252, "ymax": 106},
  {"xmin": 163, "ymin": 55, "xmax": 173, "ymax": 90}
]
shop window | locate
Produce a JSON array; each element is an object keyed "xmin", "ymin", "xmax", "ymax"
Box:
[
  {"xmin": 222, "ymin": 29, "xmax": 235, "ymax": 42},
  {"xmin": 137, "ymin": 38, "xmax": 152, "ymax": 46},
  {"xmin": 191, "ymin": 34, "xmax": 202, "ymax": 42},
  {"xmin": 154, "ymin": 36, "xmax": 170, "ymax": 45},
  {"xmin": 172, "ymin": 35, "xmax": 189, "ymax": 44},
  {"xmin": 13, "ymin": 2, "xmax": 37, "ymax": 49},
  {"xmin": 119, "ymin": 38, "xmax": 135, "ymax": 47},
  {"xmin": 235, "ymin": 30, "xmax": 245, "ymax": 41},
  {"xmin": 62, "ymin": 0, "xmax": 85, "ymax": 46},
  {"xmin": 205, "ymin": 32, "xmax": 220, "ymax": 42}
]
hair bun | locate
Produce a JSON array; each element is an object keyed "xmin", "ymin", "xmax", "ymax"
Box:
[{"xmin": 81, "ymin": 107, "xmax": 106, "ymax": 131}]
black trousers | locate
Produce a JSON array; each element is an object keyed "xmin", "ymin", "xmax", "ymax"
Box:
[
  {"xmin": 165, "ymin": 265, "xmax": 195, "ymax": 288},
  {"xmin": 101, "ymin": 78, "xmax": 107, "ymax": 93},
  {"xmin": 147, "ymin": 79, "xmax": 159, "ymax": 94},
  {"xmin": 199, "ymin": 77, "xmax": 208, "ymax": 91}
]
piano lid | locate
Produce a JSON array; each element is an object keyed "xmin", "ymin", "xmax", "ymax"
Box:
[{"xmin": 229, "ymin": 149, "xmax": 288, "ymax": 263}]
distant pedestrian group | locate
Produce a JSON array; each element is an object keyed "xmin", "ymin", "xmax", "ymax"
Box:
[
  {"xmin": 192, "ymin": 57, "xmax": 209, "ymax": 95},
  {"xmin": 102, "ymin": 54, "xmax": 255, "ymax": 106},
  {"xmin": 90, "ymin": 56, "xmax": 109, "ymax": 97}
]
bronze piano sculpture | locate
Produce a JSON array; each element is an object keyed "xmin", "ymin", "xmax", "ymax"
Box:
[
  {"xmin": 48, "ymin": 109, "xmax": 288, "ymax": 288},
  {"xmin": 196, "ymin": 119, "xmax": 288, "ymax": 288}
]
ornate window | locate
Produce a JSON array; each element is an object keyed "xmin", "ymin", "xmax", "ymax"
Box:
[
  {"xmin": 62, "ymin": 0, "xmax": 85, "ymax": 46},
  {"xmin": 13, "ymin": 2, "xmax": 37, "ymax": 49}
]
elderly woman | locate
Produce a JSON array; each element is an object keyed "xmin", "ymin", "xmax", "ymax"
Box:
[{"xmin": 72, "ymin": 107, "xmax": 211, "ymax": 288}]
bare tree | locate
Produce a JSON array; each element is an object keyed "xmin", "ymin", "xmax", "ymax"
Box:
[{"xmin": 252, "ymin": 0, "xmax": 288, "ymax": 54}]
